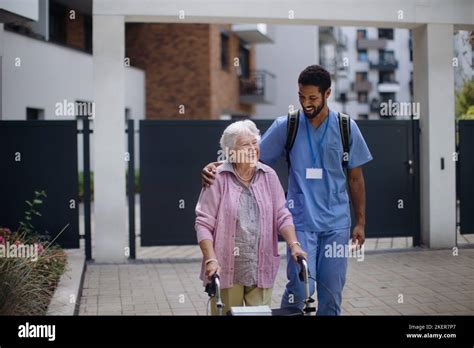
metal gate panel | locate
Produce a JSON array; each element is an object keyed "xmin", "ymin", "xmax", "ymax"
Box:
[
  {"xmin": 357, "ymin": 120, "xmax": 419, "ymax": 239},
  {"xmin": 459, "ymin": 120, "xmax": 474, "ymax": 234},
  {"xmin": 0, "ymin": 121, "xmax": 80, "ymax": 248},
  {"xmin": 140, "ymin": 119, "xmax": 419, "ymax": 245},
  {"xmin": 139, "ymin": 120, "xmax": 285, "ymax": 246}
]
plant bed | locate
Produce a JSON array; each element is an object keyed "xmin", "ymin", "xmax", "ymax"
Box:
[{"xmin": 0, "ymin": 191, "xmax": 68, "ymax": 315}]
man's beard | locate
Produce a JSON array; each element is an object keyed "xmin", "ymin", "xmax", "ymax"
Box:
[{"xmin": 304, "ymin": 98, "xmax": 326, "ymax": 120}]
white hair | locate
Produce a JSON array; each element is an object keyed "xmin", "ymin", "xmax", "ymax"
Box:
[{"xmin": 219, "ymin": 120, "xmax": 261, "ymax": 159}]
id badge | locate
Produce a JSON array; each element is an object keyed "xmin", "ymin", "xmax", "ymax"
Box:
[{"xmin": 306, "ymin": 168, "xmax": 323, "ymax": 180}]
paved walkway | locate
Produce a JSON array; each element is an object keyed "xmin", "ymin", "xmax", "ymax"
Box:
[{"xmin": 78, "ymin": 246, "xmax": 474, "ymax": 316}]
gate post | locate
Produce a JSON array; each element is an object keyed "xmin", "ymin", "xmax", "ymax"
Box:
[
  {"xmin": 93, "ymin": 14, "xmax": 128, "ymax": 262},
  {"xmin": 413, "ymin": 24, "xmax": 456, "ymax": 248},
  {"xmin": 127, "ymin": 119, "xmax": 136, "ymax": 260},
  {"xmin": 83, "ymin": 117, "xmax": 92, "ymax": 261}
]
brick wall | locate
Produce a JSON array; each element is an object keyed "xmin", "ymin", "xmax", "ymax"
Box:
[
  {"xmin": 209, "ymin": 24, "xmax": 255, "ymax": 118},
  {"xmin": 65, "ymin": 11, "xmax": 85, "ymax": 50},
  {"xmin": 126, "ymin": 23, "xmax": 255, "ymax": 120}
]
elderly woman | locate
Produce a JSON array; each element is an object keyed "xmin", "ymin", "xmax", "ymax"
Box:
[{"xmin": 195, "ymin": 120, "xmax": 306, "ymax": 315}]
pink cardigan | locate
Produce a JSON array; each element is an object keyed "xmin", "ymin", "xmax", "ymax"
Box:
[{"xmin": 195, "ymin": 162, "xmax": 294, "ymax": 289}]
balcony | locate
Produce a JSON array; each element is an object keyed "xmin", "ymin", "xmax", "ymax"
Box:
[
  {"xmin": 239, "ymin": 70, "xmax": 276, "ymax": 104},
  {"xmin": 357, "ymin": 38, "xmax": 387, "ymax": 50},
  {"xmin": 352, "ymin": 80, "xmax": 372, "ymax": 92},
  {"xmin": 231, "ymin": 24, "xmax": 274, "ymax": 44},
  {"xmin": 369, "ymin": 58, "xmax": 398, "ymax": 71},
  {"xmin": 320, "ymin": 26, "xmax": 347, "ymax": 48},
  {"xmin": 378, "ymin": 81, "xmax": 400, "ymax": 93},
  {"xmin": 320, "ymin": 26, "xmax": 337, "ymax": 44}
]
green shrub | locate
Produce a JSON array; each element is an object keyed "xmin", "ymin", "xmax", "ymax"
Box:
[
  {"xmin": 0, "ymin": 192, "xmax": 68, "ymax": 315},
  {"xmin": 78, "ymin": 170, "xmax": 139, "ymax": 202}
]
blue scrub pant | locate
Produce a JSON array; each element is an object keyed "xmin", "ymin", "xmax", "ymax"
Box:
[{"xmin": 280, "ymin": 228, "xmax": 350, "ymax": 315}]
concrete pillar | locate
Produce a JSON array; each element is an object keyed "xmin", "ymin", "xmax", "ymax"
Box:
[
  {"xmin": 413, "ymin": 24, "xmax": 456, "ymax": 248},
  {"xmin": 93, "ymin": 15, "xmax": 128, "ymax": 262}
]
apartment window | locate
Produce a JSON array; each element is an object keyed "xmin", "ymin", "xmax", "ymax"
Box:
[
  {"xmin": 357, "ymin": 49, "xmax": 368, "ymax": 62},
  {"xmin": 379, "ymin": 71, "xmax": 395, "ymax": 83},
  {"xmin": 380, "ymin": 92, "xmax": 396, "ymax": 103},
  {"xmin": 26, "ymin": 107, "xmax": 45, "ymax": 120},
  {"xmin": 379, "ymin": 50, "xmax": 395, "ymax": 63},
  {"xmin": 356, "ymin": 72, "xmax": 368, "ymax": 82},
  {"xmin": 49, "ymin": 1, "xmax": 67, "ymax": 44},
  {"xmin": 357, "ymin": 92, "xmax": 368, "ymax": 103},
  {"xmin": 339, "ymin": 93, "xmax": 347, "ymax": 104},
  {"xmin": 239, "ymin": 43, "xmax": 250, "ymax": 79},
  {"xmin": 357, "ymin": 29, "xmax": 367, "ymax": 39},
  {"xmin": 409, "ymin": 31, "xmax": 413, "ymax": 62},
  {"xmin": 378, "ymin": 28, "xmax": 394, "ymax": 40},
  {"xmin": 84, "ymin": 15, "xmax": 93, "ymax": 53},
  {"xmin": 220, "ymin": 32, "xmax": 229, "ymax": 69}
]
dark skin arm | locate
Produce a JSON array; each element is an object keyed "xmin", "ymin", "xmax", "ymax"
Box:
[
  {"xmin": 201, "ymin": 161, "xmax": 223, "ymax": 187},
  {"xmin": 347, "ymin": 166, "xmax": 366, "ymax": 248}
]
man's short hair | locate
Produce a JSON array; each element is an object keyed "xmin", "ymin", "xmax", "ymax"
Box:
[{"xmin": 298, "ymin": 65, "xmax": 331, "ymax": 94}]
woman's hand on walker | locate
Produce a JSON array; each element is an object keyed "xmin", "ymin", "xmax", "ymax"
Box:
[
  {"xmin": 290, "ymin": 244, "xmax": 307, "ymax": 262},
  {"xmin": 205, "ymin": 260, "xmax": 220, "ymax": 279}
]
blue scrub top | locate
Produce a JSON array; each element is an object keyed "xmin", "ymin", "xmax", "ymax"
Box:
[{"xmin": 259, "ymin": 109, "xmax": 373, "ymax": 232}]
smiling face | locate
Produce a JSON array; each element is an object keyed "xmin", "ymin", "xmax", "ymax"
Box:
[
  {"xmin": 233, "ymin": 132, "xmax": 260, "ymax": 166},
  {"xmin": 298, "ymin": 84, "xmax": 331, "ymax": 119}
]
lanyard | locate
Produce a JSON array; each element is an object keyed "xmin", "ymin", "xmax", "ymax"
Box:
[{"xmin": 305, "ymin": 113, "xmax": 330, "ymax": 168}]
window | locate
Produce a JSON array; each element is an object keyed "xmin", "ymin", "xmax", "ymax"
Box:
[
  {"xmin": 358, "ymin": 92, "xmax": 368, "ymax": 103},
  {"xmin": 220, "ymin": 32, "xmax": 229, "ymax": 69},
  {"xmin": 356, "ymin": 72, "xmax": 368, "ymax": 82},
  {"xmin": 357, "ymin": 49, "xmax": 368, "ymax": 62},
  {"xmin": 26, "ymin": 107, "xmax": 44, "ymax": 120},
  {"xmin": 380, "ymin": 92, "xmax": 395, "ymax": 103},
  {"xmin": 84, "ymin": 15, "xmax": 92, "ymax": 53},
  {"xmin": 339, "ymin": 93, "xmax": 347, "ymax": 103},
  {"xmin": 379, "ymin": 71, "xmax": 395, "ymax": 83},
  {"xmin": 357, "ymin": 29, "xmax": 367, "ymax": 39},
  {"xmin": 378, "ymin": 28, "xmax": 394, "ymax": 40},
  {"xmin": 239, "ymin": 43, "xmax": 250, "ymax": 79},
  {"xmin": 49, "ymin": 1, "xmax": 67, "ymax": 45},
  {"xmin": 379, "ymin": 50, "xmax": 395, "ymax": 64},
  {"xmin": 409, "ymin": 31, "xmax": 413, "ymax": 62}
]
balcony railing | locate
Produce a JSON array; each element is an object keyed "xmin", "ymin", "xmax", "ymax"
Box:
[
  {"xmin": 352, "ymin": 80, "xmax": 372, "ymax": 92},
  {"xmin": 357, "ymin": 38, "xmax": 387, "ymax": 50},
  {"xmin": 239, "ymin": 70, "xmax": 276, "ymax": 104},
  {"xmin": 378, "ymin": 80, "xmax": 400, "ymax": 93},
  {"xmin": 231, "ymin": 24, "xmax": 274, "ymax": 44},
  {"xmin": 369, "ymin": 58, "xmax": 398, "ymax": 70}
]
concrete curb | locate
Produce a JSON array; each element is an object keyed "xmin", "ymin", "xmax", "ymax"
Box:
[{"xmin": 47, "ymin": 248, "xmax": 86, "ymax": 316}]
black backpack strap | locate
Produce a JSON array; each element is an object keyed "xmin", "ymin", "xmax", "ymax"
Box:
[
  {"xmin": 338, "ymin": 112, "xmax": 351, "ymax": 169},
  {"xmin": 285, "ymin": 109, "xmax": 300, "ymax": 170}
]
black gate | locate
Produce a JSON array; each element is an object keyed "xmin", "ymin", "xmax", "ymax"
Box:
[
  {"xmin": 139, "ymin": 119, "xmax": 420, "ymax": 246},
  {"xmin": 0, "ymin": 121, "xmax": 80, "ymax": 248},
  {"xmin": 458, "ymin": 120, "xmax": 474, "ymax": 235},
  {"xmin": 357, "ymin": 120, "xmax": 420, "ymax": 241}
]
